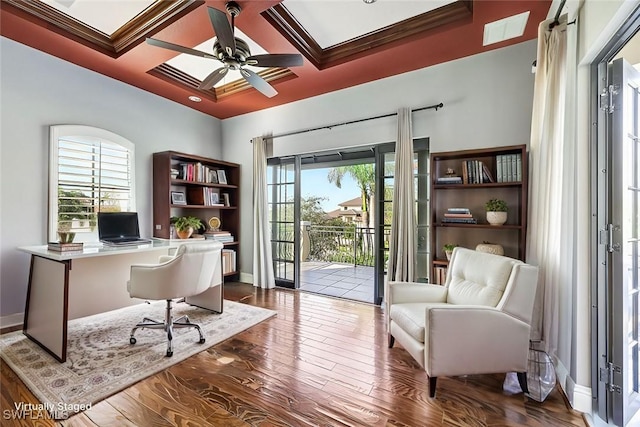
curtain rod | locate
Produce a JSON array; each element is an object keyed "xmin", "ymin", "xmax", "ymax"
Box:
[
  {"xmin": 548, "ymin": 0, "xmax": 575, "ymax": 29},
  {"xmin": 252, "ymin": 102, "xmax": 444, "ymax": 142}
]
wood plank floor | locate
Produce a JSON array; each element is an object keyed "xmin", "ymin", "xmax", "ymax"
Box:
[{"xmin": 1, "ymin": 282, "xmax": 586, "ymax": 426}]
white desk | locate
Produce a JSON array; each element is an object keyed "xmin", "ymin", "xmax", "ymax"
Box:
[{"xmin": 17, "ymin": 239, "xmax": 223, "ymax": 362}]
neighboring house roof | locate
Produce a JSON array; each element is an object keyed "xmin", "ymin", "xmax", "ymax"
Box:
[
  {"xmin": 338, "ymin": 197, "xmax": 362, "ymax": 209},
  {"xmin": 325, "ymin": 208, "xmax": 361, "ymax": 219}
]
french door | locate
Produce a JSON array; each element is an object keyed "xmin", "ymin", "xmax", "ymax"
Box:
[
  {"xmin": 596, "ymin": 57, "xmax": 640, "ymax": 426},
  {"xmin": 267, "ymin": 139, "xmax": 430, "ymax": 304},
  {"xmin": 267, "ymin": 158, "xmax": 299, "ymax": 288}
]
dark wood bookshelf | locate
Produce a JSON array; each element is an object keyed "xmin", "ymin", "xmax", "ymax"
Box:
[
  {"xmin": 430, "ymin": 145, "xmax": 528, "ymax": 284},
  {"xmin": 153, "ymin": 151, "xmax": 241, "ymax": 280}
]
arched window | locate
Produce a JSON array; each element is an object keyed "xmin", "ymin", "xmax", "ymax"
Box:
[{"xmin": 48, "ymin": 125, "xmax": 136, "ymax": 242}]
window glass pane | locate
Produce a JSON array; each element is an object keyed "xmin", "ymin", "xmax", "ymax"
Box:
[
  {"xmin": 384, "ymin": 153, "xmax": 395, "ymax": 176},
  {"xmin": 50, "ymin": 126, "xmax": 135, "ymax": 242}
]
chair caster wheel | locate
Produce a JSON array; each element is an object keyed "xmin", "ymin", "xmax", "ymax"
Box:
[
  {"xmin": 166, "ymin": 350, "xmax": 173, "ymax": 357},
  {"xmin": 130, "ymin": 337, "xmax": 136, "ymax": 345},
  {"xmin": 199, "ymin": 338, "xmax": 205, "ymax": 344}
]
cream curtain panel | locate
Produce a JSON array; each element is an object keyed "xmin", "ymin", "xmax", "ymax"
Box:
[
  {"xmin": 387, "ymin": 107, "xmax": 416, "ymax": 283},
  {"xmin": 526, "ymin": 17, "xmax": 571, "ymax": 357},
  {"xmin": 252, "ymin": 136, "xmax": 275, "ymax": 289}
]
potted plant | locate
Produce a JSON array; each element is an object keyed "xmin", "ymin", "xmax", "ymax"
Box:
[
  {"xmin": 172, "ymin": 216, "xmax": 203, "ymax": 239},
  {"xmin": 443, "ymin": 243, "xmax": 458, "ymax": 260},
  {"xmin": 485, "ymin": 198, "xmax": 508, "ymax": 225}
]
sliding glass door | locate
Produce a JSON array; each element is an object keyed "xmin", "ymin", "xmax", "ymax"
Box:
[{"xmin": 375, "ymin": 139, "xmax": 430, "ymax": 303}]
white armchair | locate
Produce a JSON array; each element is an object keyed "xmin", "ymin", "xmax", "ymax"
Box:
[
  {"xmin": 388, "ymin": 247, "xmax": 539, "ymax": 397},
  {"xmin": 127, "ymin": 241, "xmax": 223, "ymax": 357}
]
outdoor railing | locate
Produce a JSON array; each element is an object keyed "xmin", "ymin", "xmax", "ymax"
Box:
[{"xmin": 305, "ymin": 225, "xmax": 388, "ymax": 267}]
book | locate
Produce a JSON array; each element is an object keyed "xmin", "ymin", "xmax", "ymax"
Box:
[
  {"xmin": 482, "ymin": 163, "xmax": 494, "ymax": 183},
  {"xmin": 436, "ymin": 176, "xmax": 462, "ymax": 184},
  {"xmin": 48, "ymin": 242, "xmax": 84, "ymax": 252},
  {"xmin": 444, "ymin": 213, "xmax": 473, "ymax": 218},
  {"xmin": 442, "ymin": 218, "xmax": 478, "ymax": 224},
  {"xmin": 447, "ymin": 208, "xmax": 471, "ymax": 214}
]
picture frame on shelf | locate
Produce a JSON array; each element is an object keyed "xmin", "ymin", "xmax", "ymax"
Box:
[
  {"xmin": 171, "ymin": 191, "xmax": 186, "ymax": 205},
  {"xmin": 217, "ymin": 169, "xmax": 227, "ymax": 184},
  {"xmin": 222, "ymin": 193, "xmax": 230, "ymax": 207},
  {"xmin": 211, "ymin": 193, "xmax": 220, "ymax": 204}
]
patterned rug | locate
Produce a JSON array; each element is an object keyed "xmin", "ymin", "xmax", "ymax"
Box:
[{"xmin": 0, "ymin": 300, "xmax": 276, "ymax": 419}]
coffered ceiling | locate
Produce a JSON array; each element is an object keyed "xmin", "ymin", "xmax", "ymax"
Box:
[{"xmin": 0, "ymin": 0, "xmax": 551, "ymax": 119}]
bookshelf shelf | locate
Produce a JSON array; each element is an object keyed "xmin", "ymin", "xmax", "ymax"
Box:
[
  {"xmin": 434, "ymin": 223, "xmax": 524, "ymax": 229},
  {"xmin": 430, "ymin": 145, "xmax": 528, "ymax": 284}
]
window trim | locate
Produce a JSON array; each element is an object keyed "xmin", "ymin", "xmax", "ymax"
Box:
[{"xmin": 48, "ymin": 125, "xmax": 136, "ymax": 242}]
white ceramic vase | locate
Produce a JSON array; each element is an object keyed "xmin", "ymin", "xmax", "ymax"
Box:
[{"xmin": 486, "ymin": 211, "xmax": 507, "ymax": 226}]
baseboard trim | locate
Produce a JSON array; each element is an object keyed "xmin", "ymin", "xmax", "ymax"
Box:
[
  {"xmin": 239, "ymin": 272, "xmax": 253, "ymax": 284},
  {"xmin": 555, "ymin": 356, "xmax": 592, "ymax": 414},
  {"xmin": 1, "ymin": 312, "xmax": 24, "ymax": 330}
]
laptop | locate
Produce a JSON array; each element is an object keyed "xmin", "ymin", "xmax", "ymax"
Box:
[{"xmin": 98, "ymin": 212, "xmax": 152, "ymax": 246}]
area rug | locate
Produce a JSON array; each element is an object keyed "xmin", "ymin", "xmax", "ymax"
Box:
[{"xmin": 0, "ymin": 300, "xmax": 276, "ymax": 419}]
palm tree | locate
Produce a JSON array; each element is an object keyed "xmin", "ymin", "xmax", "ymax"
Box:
[{"xmin": 327, "ymin": 164, "xmax": 375, "ymax": 227}]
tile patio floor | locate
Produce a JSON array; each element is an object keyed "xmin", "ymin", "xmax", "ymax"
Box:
[{"xmin": 298, "ymin": 261, "xmax": 375, "ymax": 304}]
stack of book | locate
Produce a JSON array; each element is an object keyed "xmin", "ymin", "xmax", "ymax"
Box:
[
  {"xmin": 187, "ymin": 187, "xmax": 224, "ymax": 206},
  {"xmin": 461, "ymin": 160, "xmax": 494, "ymax": 184},
  {"xmin": 48, "ymin": 242, "xmax": 84, "ymax": 252},
  {"xmin": 204, "ymin": 230, "xmax": 235, "ymax": 243},
  {"xmin": 435, "ymin": 176, "xmax": 463, "ymax": 185},
  {"xmin": 442, "ymin": 208, "xmax": 477, "ymax": 224},
  {"xmin": 496, "ymin": 153, "xmax": 522, "ymax": 182},
  {"xmin": 222, "ymin": 249, "xmax": 236, "ymax": 274}
]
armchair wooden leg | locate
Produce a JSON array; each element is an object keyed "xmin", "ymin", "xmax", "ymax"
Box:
[
  {"xmin": 428, "ymin": 377, "xmax": 437, "ymax": 398},
  {"xmin": 388, "ymin": 334, "xmax": 395, "ymax": 348},
  {"xmin": 517, "ymin": 372, "xmax": 529, "ymax": 394}
]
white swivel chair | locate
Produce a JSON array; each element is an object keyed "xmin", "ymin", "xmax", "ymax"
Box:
[
  {"xmin": 387, "ymin": 247, "xmax": 539, "ymax": 397},
  {"xmin": 127, "ymin": 241, "xmax": 223, "ymax": 357}
]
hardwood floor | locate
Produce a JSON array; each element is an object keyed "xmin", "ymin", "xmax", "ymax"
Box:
[{"xmin": 1, "ymin": 282, "xmax": 586, "ymax": 426}]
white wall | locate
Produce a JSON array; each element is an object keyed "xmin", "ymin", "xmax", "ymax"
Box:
[
  {"xmin": 222, "ymin": 39, "xmax": 537, "ymax": 281},
  {"xmin": 0, "ymin": 37, "xmax": 222, "ymax": 320}
]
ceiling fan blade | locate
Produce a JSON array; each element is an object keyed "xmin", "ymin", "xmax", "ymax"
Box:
[
  {"xmin": 146, "ymin": 38, "xmax": 217, "ymax": 60},
  {"xmin": 246, "ymin": 54, "xmax": 304, "ymax": 68},
  {"xmin": 207, "ymin": 7, "xmax": 236, "ymax": 57},
  {"xmin": 199, "ymin": 67, "xmax": 229, "ymax": 90},
  {"xmin": 241, "ymin": 68, "xmax": 277, "ymax": 98}
]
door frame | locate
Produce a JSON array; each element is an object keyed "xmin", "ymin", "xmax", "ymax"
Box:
[{"xmin": 590, "ymin": 7, "xmax": 640, "ymax": 424}]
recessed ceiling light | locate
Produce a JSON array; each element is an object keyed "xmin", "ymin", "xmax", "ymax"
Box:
[
  {"xmin": 188, "ymin": 96, "xmax": 202, "ymax": 102},
  {"xmin": 363, "ymin": 0, "xmax": 376, "ymax": 3},
  {"xmin": 483, "ymin": 11, "xmax": 530, "ymax": 46}
]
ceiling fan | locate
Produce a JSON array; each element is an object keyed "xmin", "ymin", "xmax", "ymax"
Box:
[{"xmin": 146, "ymin": 1, "xmax": 303, "ymax": 98}]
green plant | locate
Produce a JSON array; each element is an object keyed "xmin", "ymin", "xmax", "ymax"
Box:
[
  {"xmin": 443, "ymin": 243, "xmax": 458, "ymax": 252},
  {"xmin": 485, "ymin": 199, "xmax": 507, "ymax": 212},
  {"xmin": 173, "ymin": 216, "xmax": 203, "ymax": 232},
  {"xmin": 58, "ymin": 189, "xmax": 93, "ymax": 230}
]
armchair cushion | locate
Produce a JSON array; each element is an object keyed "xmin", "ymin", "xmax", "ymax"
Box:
[
  {"xmin": 390, "ymin": 302, "xmax": 449, "ymax": 343},
  {"xmin": 446, "ymin": 247, "xmax": 521, "ymax": 307}
]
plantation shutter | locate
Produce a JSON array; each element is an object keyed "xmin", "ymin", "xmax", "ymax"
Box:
[{"xmin": 56, "ymin": 137, "xmax": 133, "ymax": 233}]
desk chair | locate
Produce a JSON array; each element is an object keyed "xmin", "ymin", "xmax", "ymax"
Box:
[
  {"xmin": 387, "ymin": 247, "xmax": 539, "ymax": 397},
  {"xmin": 127, "ymin": 241, "xmax": 223, "ymax": 357}
]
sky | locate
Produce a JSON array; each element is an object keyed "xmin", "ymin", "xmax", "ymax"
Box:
[{"xmin": 300, "ymin": 168, "xmax": 360, "ymax": 212}]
